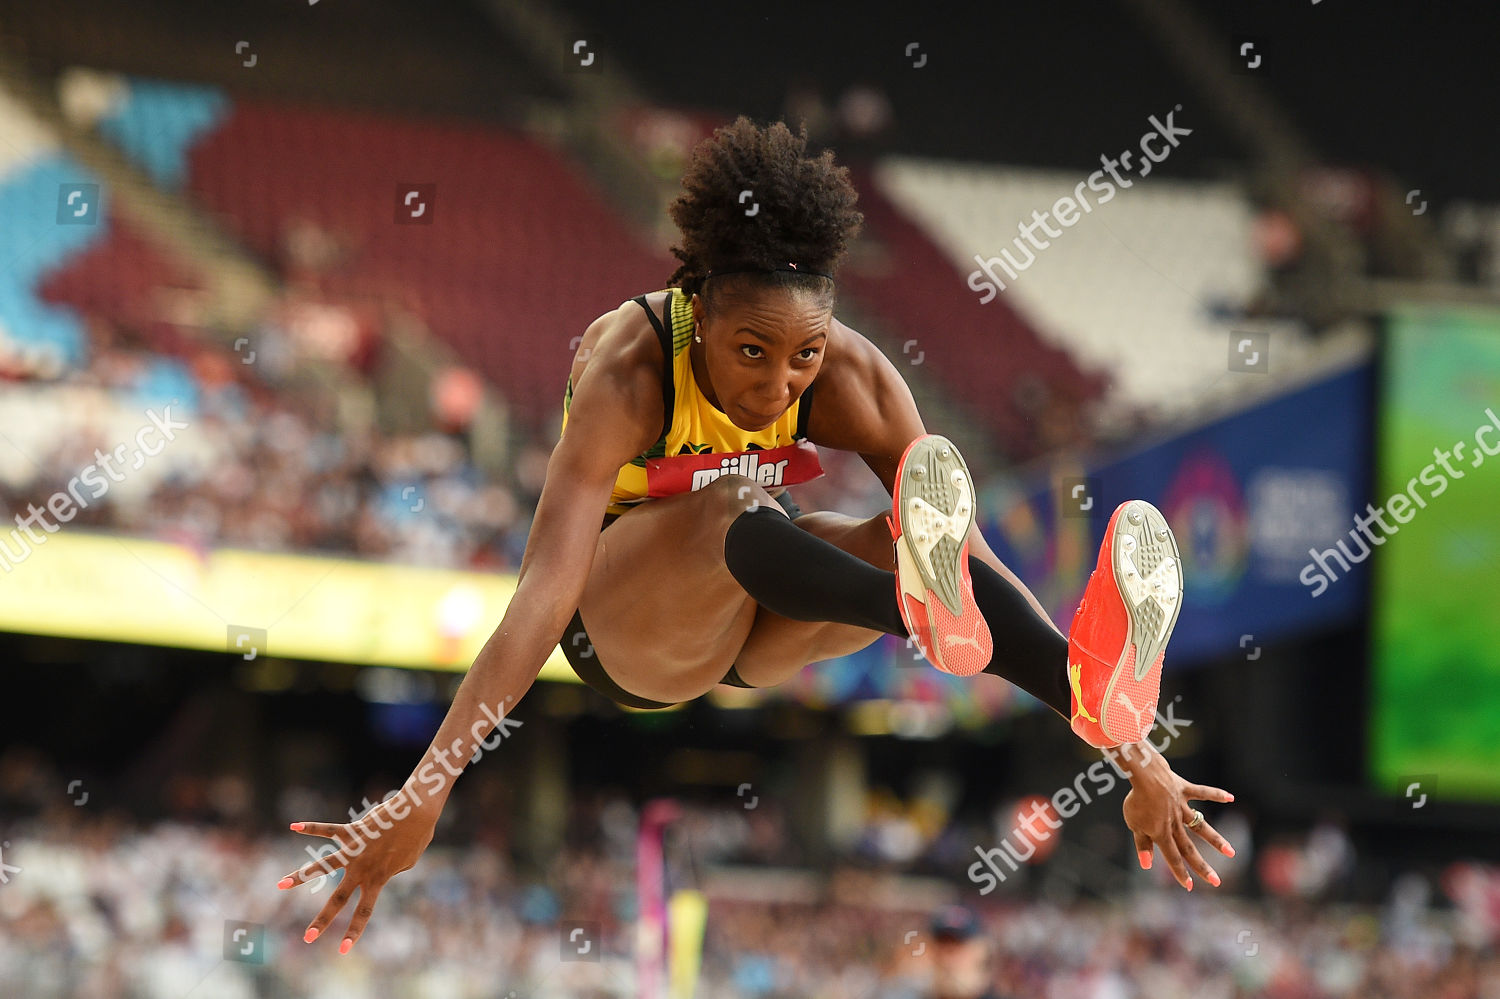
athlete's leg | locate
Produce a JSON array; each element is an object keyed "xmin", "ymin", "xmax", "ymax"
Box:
[
  {"xmin": 728, "ymin": 509, "xmax": 899, "ymax": 685},
  {"xmin": 723, "ymin": 504, "xmax": 1070, "ymax": 712},
  {"xmin": 577, "ymin": 467, "xmax": 1072, "ymax": 709},
  {"xmin": 576, "ymin": 475, "xmax": 918, "ymax": 703}
]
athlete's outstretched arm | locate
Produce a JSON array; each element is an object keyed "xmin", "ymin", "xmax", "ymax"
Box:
[{"xmin": 276, "ymin": 307, "xmax": 664, "ymax": 951}]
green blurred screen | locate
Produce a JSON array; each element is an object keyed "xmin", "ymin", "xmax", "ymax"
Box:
[{"xmin": 1371, "ymin": 307, "xmax": 1500, "ymax": 801}]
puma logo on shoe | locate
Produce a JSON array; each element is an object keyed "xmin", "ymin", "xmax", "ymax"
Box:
[
  {"xmin": 1116, "ymin": 690, "xmax": 1151, "ymax": 735},
  {"xmin": 1068, "ymin": 663, "xmax": 1098, "ymax": 724}
]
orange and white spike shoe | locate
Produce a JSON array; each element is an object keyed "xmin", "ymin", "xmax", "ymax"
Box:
[
  {"xmin": 1067, "ymin": 500, "xmax": 1184, "ymax": 748},
  {"xmin": 887, "ymin": 434, "xmax": 993, "ymax": 676}
]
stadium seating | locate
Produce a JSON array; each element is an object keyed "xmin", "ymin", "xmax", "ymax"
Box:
[
  {"xmin": 0, "ymin": 87, "xmax": 97, "ymax": 372},
  {"xmin": 71, "ymin": 74, "xmax": 674, "ymax": 415},
  {"xmin": 840, "ymin": 164, "xmax": 1110, "ymax": 459},
  {"xmin": 875, "ymin": 159, "xmax": 1314, "ymax": 425}
]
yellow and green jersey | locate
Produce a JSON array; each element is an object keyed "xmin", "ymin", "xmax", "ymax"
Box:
[{"xmin": 561, "ymin": 287, "xmax": 824, "ymax": 516}]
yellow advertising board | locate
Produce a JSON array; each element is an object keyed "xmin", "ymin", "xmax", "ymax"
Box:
[{"xmin": 0, "ymin": 530, "xmax": 577, "ymax": 680}]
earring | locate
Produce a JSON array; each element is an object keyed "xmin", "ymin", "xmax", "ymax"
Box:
[{"xmin": 694, "ymin": 324, "xmax": 703, "ymax": 344}]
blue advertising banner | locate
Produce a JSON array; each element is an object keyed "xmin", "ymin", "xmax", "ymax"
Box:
[{"xmin": 982, "ymin": 362, "xmax": 1374, "ymax": 668}]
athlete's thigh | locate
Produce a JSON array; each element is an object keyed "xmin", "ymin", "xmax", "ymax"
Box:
[{"xmin": 576, "ymin": 479, "xmax": 762, "ymax": 702}]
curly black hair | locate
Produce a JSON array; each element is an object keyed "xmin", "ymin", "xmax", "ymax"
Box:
[{"xmin": 666, "ymin": 116, "xmax": 863, "ymax": 314}]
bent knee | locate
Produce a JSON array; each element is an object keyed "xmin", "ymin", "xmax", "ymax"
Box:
[
  {"xmin": 697, "ymin": 475, "xmax": 786, "ymax": 567},
  {"xmin": 702, "ymin": 474, "xmax": 784, "ymax": 523}
]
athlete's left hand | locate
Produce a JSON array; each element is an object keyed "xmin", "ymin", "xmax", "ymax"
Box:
[{"xmin": 1118, "ymin": 742, "xmax": 1235, "ymax": 891}]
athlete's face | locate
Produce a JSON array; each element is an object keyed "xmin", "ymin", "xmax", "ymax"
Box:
[{"xmin": 691, "ymin": 288, "xmax": 831, "ymax": 431}]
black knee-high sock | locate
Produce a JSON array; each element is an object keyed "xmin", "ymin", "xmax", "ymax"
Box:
[{"xmin": 722, "ymin": 506, "xmax": 1070, "ymax": 716}]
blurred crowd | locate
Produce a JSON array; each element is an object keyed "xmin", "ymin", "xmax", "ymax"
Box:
[
  {"xmin": 1, "ymin": 311, "xmax": 541, "ymax": 572},
  {"xmin": 2, "ymin": 745, "xmax": 1497, "ymax": 999},
  {"xmin": 3, "ymin": 812, "xmax": 1496, "ymax": 999},
  {"xmin": 0, "ymin": 303, "xmax": 890, "ymax": 575}
]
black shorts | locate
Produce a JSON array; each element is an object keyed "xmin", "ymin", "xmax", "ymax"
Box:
[{"xmin": 561, "ymin": 490, "xmax": 804, "ymax": 709}]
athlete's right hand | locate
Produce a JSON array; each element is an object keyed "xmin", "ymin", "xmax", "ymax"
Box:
[{"xmin": 276, "ymin": 791, "xmax": 440, "ymax": 954}]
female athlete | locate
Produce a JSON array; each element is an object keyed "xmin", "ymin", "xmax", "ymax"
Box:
[{"xmin": 277, "ymin": 117, "xmax": 1237, "ymax": 954}]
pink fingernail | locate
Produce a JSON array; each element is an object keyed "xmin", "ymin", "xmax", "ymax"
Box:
[
  {"xmin": 340, "ymin": 939, "xmax": 353, "ymax": 955},
  {"xmin": 1185, "ymin": 878, "xmax": 1194, "ymax": 891},
  {"xmin": 1208, "ymin": 871, "xmax": 1221, "ymax": 887},
  {"xmin": 1225, "ymin": 846, "xmax": 1237, "ymax": 858},
  {"xmin": 304, "ymin": 928, "xmax": 319, "ymax": 943},
  {"xmin": 1138, "ymin": 850, "xmax": 1152, "ymax": 870},
  {"xmin": 290, "ymin": 822, "xmax": 305, "ymax": 831},
  {"xmin": 1226, "ymin": 795, "xmax": 1235, "ymax": 803},
  {"xmin": 277, "ymin": 877, "xmax": 294, "ymax": 890}
]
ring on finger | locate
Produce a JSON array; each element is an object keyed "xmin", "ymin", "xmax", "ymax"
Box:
[{"xmin": 1187, "ymin": 809, "xmax": 1204, "ymax": 829}]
